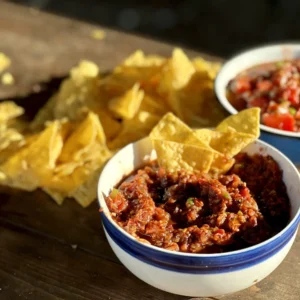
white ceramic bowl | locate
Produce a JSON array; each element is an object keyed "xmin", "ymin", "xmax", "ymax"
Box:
[
  {"xmin": 215, "ymin": 44, "xmax": 300, "ymax": 164},
  {"xmin": 98, "ymin": 137, "xmax": 300, "ymax": 297}
]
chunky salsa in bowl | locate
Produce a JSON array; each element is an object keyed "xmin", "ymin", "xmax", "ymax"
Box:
[
  {"xmin": 215, "ymin": 44, "xmax": 300, "ymax": 164},
  {"xmin": 98, "ymin": 137, "xmax": 300, "ymax": 297},
  {"xmin": 100, "ymin": 110, "xmax": 298, "ymax": 254},
  {"xmin": 227, "ymin": 60, "xmax": 300, "ymax": 132},
  {"xmin": 98, "ymin": 111, "xmax": 300, "ymax": 297},
  {"xmin": 105, "ymin": 154, "xmax": 290, "ymax": 254}
]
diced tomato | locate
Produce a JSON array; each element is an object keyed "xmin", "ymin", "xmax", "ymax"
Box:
[
  {"xmin": 256, "ymin": 80, "xmax": 273, "ymax": 91},
  {"xmin": 288, "ymin": 88, "xmax": 299, "ymax": 104},
  {"xmin": 248, "ymin": 97, "xmax": 269, "ymax": 112},
  {"xmin": 263, "ymin": 113, "xmax": 295, "ymax": 131},
  {"xmin": 281, "ymin": 87, "xmax": 300, "ymax": 105},
  {"xmin": 232, "ymin": 77, "xmax": 251, "ymax": 94},
  {"xmin": 272, "ymin": 72, "xmax": 288, "ymax": 87}
]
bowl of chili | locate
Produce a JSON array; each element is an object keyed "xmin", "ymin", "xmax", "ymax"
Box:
[
  {"xmin": 98, "ymin": 137, "xmax": 300, "ymax": 297},
  {"xmin": 215, "ymin": 44, "xmax": 300, "ymax": 164}
]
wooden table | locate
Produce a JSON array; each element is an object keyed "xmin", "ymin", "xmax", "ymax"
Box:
[{"xmin": 0, "ymin": 2, "xmax": 299, "ymax": 299}]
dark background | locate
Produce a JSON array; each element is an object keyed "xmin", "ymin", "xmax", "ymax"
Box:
[{"xmin": 9, "ymin": 0, "xmax": 300, "ymax": 57}]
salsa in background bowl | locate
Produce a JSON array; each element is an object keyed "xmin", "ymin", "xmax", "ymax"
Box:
[{"xmin": 215, "ymin": 44, "xmax": 300, "ymax": 164}]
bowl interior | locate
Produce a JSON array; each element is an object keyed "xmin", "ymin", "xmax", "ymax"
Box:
[
  {"xmin": 215, "ymin": 44, "xmax": 300, "ymax": 138},
  {"xmin": 98, "ymin": 137, "xmax": 300, "ymax": 255}
]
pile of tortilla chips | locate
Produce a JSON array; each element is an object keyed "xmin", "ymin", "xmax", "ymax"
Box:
[
  {"xmin": 150, "ymin": 108, "xmax": 260, "ymax": 175},
  {"xmin": 0, "ymin": 48, "xmax": 227, "ymax": 207}
]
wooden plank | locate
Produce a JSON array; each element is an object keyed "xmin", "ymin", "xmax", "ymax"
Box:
[
  {"xmin": 0, "ymin": 1, "xmax": 221, "ymax": 100},
  {"xmin": 0, "ymin": 221, "xmax": 185, "ymax": 300},
  {"xmin": 0, "ymin": 187, "xmax": 118, "ymax": 262}
]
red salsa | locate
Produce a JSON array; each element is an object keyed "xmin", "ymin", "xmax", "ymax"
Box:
[
  {"xmin": 105, "ymin": 154, "xmax": 290, "ymax": 254},
  {"xmin": 227, "ymin": 60, "xmax": 300, "ymax": 132}
]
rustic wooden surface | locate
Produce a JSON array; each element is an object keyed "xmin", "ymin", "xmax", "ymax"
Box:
[{"xmin": 0, "ymin": 2, "xmax": 299, "ymax": 300}]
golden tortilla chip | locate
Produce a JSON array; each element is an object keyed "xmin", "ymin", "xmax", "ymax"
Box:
[
  {"xmin": 52, "ymin": 61, "xmax": 103, "ymax": 121},
  {"xmin": 90, "ymin": 29, "xmax": 106, "ymax": 40},
  {"xmin": 0, "ymin": 121, "xmax": 64, "ymax": 190},
  {"xmin": 139, "ymin": 94, "xmax": 169, "ymax": 116},
  {"xmin": 1, "ymin": 72, "xmax": 15, "ymax": 85},
  {"xmin": 108, "ymin": 111, "xmax": 160, "ymax": 150},
  {"xmin": 192, "ymin": 57, "xmax": 221, "ymax": 79},
  {"xmin": 152, "ymin": 139, "xmax": 214, "ymax": 174},
  {"xmin": 0, "ymin": 101, "xmax": 24, "ymax": 123},
  {"xmin": 122, "ymin": 50, "xmax": 165, "ymax": 67},
  {"xmin": 31, "ymin": 61, "xmax": 102, "ymax": 128},
  {"xmin": 210, "ymin": 130, "xmax": 256, "ymax": 157},
  {"xmin": 169, "ymin": 72, "xmax": 227, "ymax": 127},
  {"xmin": 0, "ymin": 128, "xmax": 24, "ymax": 151},
  {"xmin": 96, "ymin": 109, "xmax": 121, "ymax": 142},
  {"xmin": 151, "ymin": 110, "xmax": 260, "ymax": 176},
  {"xmin": 150, "ymin": 112, "xmax": 209, "ymax": 147},
  {"xmin": 70, "ymin": 166, "xmax": 102, "ymax": 207},
  {"xmin": 59, "ymin": 112, "xmax": 105, "ymax": 163},
  {"xmin": 158, "ymin": 48, "xmax": 195, "ymax": 94},
  {"xmin": 210, "ymin": 155, "xmax": 235, "ymax": 177},
  {"xmin": 44, "ymin": 151, "xmax": 109, "ymax": 195},
  {"xmin": 216, "ymin": 108, "xmax": 260, "ymax": 138},
  {"xmin": 0, "ymin": 52, "xmax": 11, "ymax": 72},
  {"xmin": 108, "ymin": 83, "xmax": 144, "ymax": 119},
  {"xmin": 193, "ymin": 128, "xmax": 214, "ymax": 144},
  {"xmin": 43, "ymin": 164, "xmax": 104, "ymax": 208},
  {"xmin": 70, "ymin": 60, "xmax": 99, "ymax": 81}
]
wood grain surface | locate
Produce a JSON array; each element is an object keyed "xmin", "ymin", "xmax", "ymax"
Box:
[{"xmin": 0, "ymin": 2, "xmax": 299, "ymax": 300}]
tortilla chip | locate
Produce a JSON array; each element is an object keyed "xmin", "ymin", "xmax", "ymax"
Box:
[
  {"xmin": 151, "ymin": 110, "xmax": 260, "ymax": 176},
  {"xmin": 108, "ymin": 83, "xmax": 144, "ymax": 119},
  {"xmin": 211, "ymin": 130, "xmax": 256, "ymax": 157},
  {"xmin": 139, "ymin": 94, "xmax": 169, "ymax": 116},
  {"xmin": 210, "ymin": 155, "xmax": 235, "ymax": 177},
  {"xmin": 45, "ymin": 151, "xmax": 109, "ymax": 194},
  {"xmin": 51, "ymin": 61, "xmax": 104, "ymax": 121},
  {"xmin": 150, "ymin": 112, "xmax": 209, "ymax": 147},
  {"xmin": 108, "ymin": 111, "xmax": 160, "ymax": 150},
  {"xmin": 1, "ymin": 72, "xmax": 15, "ymax": 85},
  {"xmin": 0, "ymin": 101, "xmax": 24, "ymax": 123},
  {"xmin": 0, "ymin": 52, "xmax": 11, "ymax": 72},
  {"xmin": 96, "ymin": 109, "xmax": 121, "ymax": 141},
  {"xmin": 192, "ymin": 57, "xmax": 221, "ymax": 79},
  {"xmin": 0, "ymin": 128, "xmax": 24, "ymax": 151},
  {"xmin": 158, "ymin": 48, "xmax": 195, "ymax": 93},
  {"xmin": 59, "ymin": 112, "xmax": 104, "ymax": 163},
  {"xmin": 70, "ymin": 60, "xmax": 99, "ymax": 81},
  {"xmin": 152, "ymin": 139, "xmax": 214, "ymax": 174},
  {"xmin": 0, "ymin": 121, "xmax": 64, "ymax": 190},
  {"xmin": 216, "ymin": 108, "xmax": 260, "ymax": 138},
  {"xmin": 90, "ymin": 29, "xmax": 106, "ymax": 40},
  {"xmin": 70, "ymin": 166, "xmax": 102, "ymax": 207},
  {"xmin": 170, "ymin": 72, "xmax": 227, "ymax": 127},
  {"xmin": 122, "ymin": 50, "xmax": 165, "ymax": 67}
]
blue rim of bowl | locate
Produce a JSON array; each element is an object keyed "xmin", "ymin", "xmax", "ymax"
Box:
[
  {"xmin": 214, "ymin": 43, "xmax": 300, "ymax": 139},
  {"xmin": 98, "ymin": 138, "xmax": 300, "ymax": 274},
  {"xmin": 101, "ymin": 210, "xmax": 298, "ymax": 274}
]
